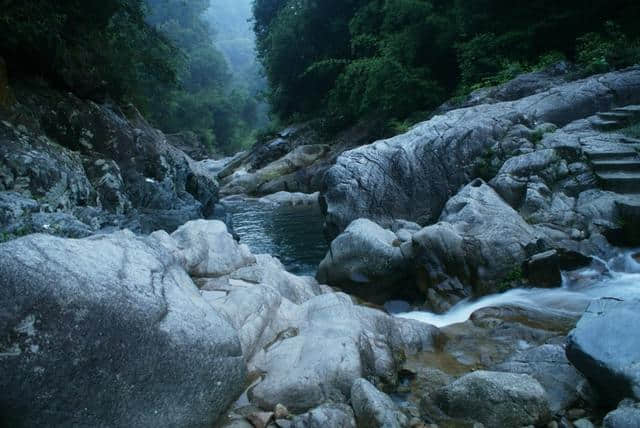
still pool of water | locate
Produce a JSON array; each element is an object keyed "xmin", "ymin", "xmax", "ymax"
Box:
[{"xmin": 215, "ymin": 199, "xmax": 328, "ymax": 277}]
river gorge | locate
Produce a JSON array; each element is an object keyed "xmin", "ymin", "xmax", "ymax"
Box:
[{"xmin": 2, "ymin": 64, "xmax": 640, "ymax": 428}]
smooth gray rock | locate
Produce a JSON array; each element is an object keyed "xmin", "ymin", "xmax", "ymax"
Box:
[
  {"xmin": 0, "ymin": 231, "xmax": 246, "ymax": 428},
  {"xmin": 412, "ymin": 181, "xmax": 542, "ymax": 305},
  {"xmin": 321, "ymin": 67, "xmax": 640, "ymax": 237},
  {"xmin": 493, "ymin": 344, "xmax": 588, "ymax": 412},
  {"xmin": 248, "ymin": 293, "xmax": 439, "ymax": 413},
  {"xmin": 436, "ymin": 370, "xmax": 551, "ymax": 427},
  {"xmin": 567, "ymin": 298, "xmax": 640, "ymax": 405},
  {"xmin": 604, "ymin": 400, "xmax": 640, "ymax": 428},
  {"xmin": 351, "ymin": 378, "xmax": 408, "ymax": 428},
  {"xmin": 171, "ymin": 220, "xmax": 255, "ymax": 278},
  {"xmin": 317, "ymin": 218, "xmax": 412, "ymax": 303}
]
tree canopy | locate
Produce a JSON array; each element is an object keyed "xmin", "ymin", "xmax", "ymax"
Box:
[
  {"xmin": 0, "ymin": 0, "xmax": 263, "ymax": 154},
  {"xmin": 253, "ymin": 0, "xmax": 640, "ymax": 129}
]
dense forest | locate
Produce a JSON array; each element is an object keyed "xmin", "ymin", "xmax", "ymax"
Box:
[
  {"xmin": 2, "ymin": 0, "xmax": 640, "ymax": 150},
  {"xmin": 0, "ymin": 0, "xmax": 263, "ymax": 154},
  {"xmin": 253, "ymin": 0, "xmax": 640, "ymax": 132}
]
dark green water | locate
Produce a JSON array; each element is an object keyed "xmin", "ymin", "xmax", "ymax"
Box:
[{"xmin": 216, "ymin": 199, "xmax": 328, "ymax": 276}]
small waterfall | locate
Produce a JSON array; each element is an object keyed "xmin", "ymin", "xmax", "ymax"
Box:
[{"xmin": 396, "ymin": 250, "xmax": 640, "ymax": 328}]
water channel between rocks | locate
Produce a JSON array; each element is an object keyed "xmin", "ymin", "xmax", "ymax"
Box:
[{"xmin": 216, "ymin": 199, "xmax": 640, "ymax": 328}]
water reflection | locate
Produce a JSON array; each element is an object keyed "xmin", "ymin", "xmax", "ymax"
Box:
[{"xmin": 214, "ymin": 199, "xmax": 328, "ymax": 276}]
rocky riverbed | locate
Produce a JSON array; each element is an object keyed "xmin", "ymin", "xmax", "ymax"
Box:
[{"xmin": 2, "ymin": 65, "xmax": 640, "ymax": 427}]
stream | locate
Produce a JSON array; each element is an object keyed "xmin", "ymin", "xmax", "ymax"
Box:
[
  {"xmin": 214, "ymin": 197, "xmax": 328, "ymax": 276},
  {"xmin": 215, "ymin": 198, "xmax": 640, "ymax": 328}
]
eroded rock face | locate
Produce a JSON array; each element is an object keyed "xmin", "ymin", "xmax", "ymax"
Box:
[
  {"xmin": 436, "ymin": 370, "xmax": 551, "ymax": 427},
  {"xmin": 0, "ymin": 83, "xmax": 219, "ymax": 238},
  {"xmin": 321, "ymin": 67, "xmax": 640, "ymax": 238},
  {"xmin": 567, "ymin": 298, "xmax": 640, "ymax": 405},
  {"xmin": 0, "ymin": 230, "xmax": 246, "ymax": 428}
]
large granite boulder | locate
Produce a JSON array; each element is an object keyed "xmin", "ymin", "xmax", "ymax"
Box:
[
  {"xmin": 566, "ymin": 298, "xmax": 640, "ymax": 405},
  {"xmin": 412, "ymin": 180, "xmax": 543, "ymax": 307},
  {"xmin": 436, "ymin": 370, "xmax": 551, "ymax": 427},
  {"xmin": 0, "ymin": 231, "xmax": 246, "ymax": 427},
  {"xmin": 321, "ymin": 67, "xmax": 640, "ymax": 238},
  {"xmin": 246, "ymin": 293, "xmax": 439, "ymax": 413},
  {"xmin": 316, "ymin": 218, "xmax": 413, "ymax": 303}
]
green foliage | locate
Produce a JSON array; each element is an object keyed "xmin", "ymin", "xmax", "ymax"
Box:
[
  {"xmin": 253, "ymin": 0, "xmax": 640, "ymax": 131},
  {"xmin": 143, "ymin": 0, "xmax": 261, "ymax": 154},
  {"xmin": 497, "ymin": 266, "xmax": 524, "ymax": 293},
  {"xmin": 0, "ymin": 0, "xmax": 179, "ymax": 100},
  {"xmin": 0, "ymin": 0, "xmax": 265, "ymax": 154},
  {"xmin": 576, "ymin": 22, "xmax": 640, "ymax": 76}
]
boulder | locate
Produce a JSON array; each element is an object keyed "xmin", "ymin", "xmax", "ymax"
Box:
[
  {"xmin": 604, "ymin": 400, "xmax": 640, "ymax": 428},
  {"xmin": 566, "ymin": 298, "xmax": 640, "ymax": 405},
  {"xmin": 317, "ymin": 218, "xmax": 413, "ymax": 303},
  {"xmin": 493, "ymin": 344, "xmax": 588, "ymax": 412},
  {"xmin": 170, "ymin": 220, "xmax": 255, "ymax": 278},
  {"xmin": 0, "ymin": 231, "xmax": 246, "ymax": 428},
  {"xmin": 436, "ymin": 371, "xmax": 551, "ymax": 427},
  {"xmin": 523, "ymin": 249, "xmax": 592, "ymax": 288},
  {"xmin": 321, "ymin": 67, "xmax": 640, "ymax": 238},
  {"xmin": 258, "ymin": 191, "xmax": 319, "ymax": 207},
  {"xmin": 413, "ymin": 181, "xmax": 543, "ymax": 303},
  {"xmin": 351, "ymin": 378, "xmax": 408, "ymax": 428},
  {"xmin": 247, "ymin": 293, "xmax": 439, "ymax": 413},
  {"xmin": 220, "ymin": 145, "xmax": 329, "ymax": 196}
]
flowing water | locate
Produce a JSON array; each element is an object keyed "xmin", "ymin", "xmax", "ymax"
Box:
[
  {"xmin": 215, "ymin": 196, "xmax": 639, "ymax": 328},
  {"xmin": 215, "ymin": 198, "xmax": 328, "ymax": 276},
  {"xmin": 395, "ymin": 251, "xmax": 640, "ymax": 328}
]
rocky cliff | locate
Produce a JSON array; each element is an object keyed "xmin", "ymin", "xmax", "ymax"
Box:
[
  {"xmin": 318, "ymin": 66, "xmax": 640, "ymax": 310},
  {"xmin": 0, "ymin": 79, "xmax": 219, "ymax": 239}
]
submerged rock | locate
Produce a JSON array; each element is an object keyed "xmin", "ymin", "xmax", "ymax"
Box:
[{"xmin": 493, "ymin": 344, "xmax": 589, "ymax": 412}]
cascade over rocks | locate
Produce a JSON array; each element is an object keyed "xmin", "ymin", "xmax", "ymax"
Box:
[{"xmin": 318, "ymin": 67, "xmax": 640, "ymax": 307}]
